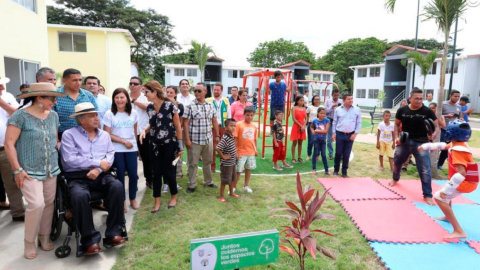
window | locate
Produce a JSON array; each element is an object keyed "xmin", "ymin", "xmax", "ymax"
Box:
[
  {"xmin": 425, "ymin": 89, "xmax": 434, "ymax": 98},
  {"xmin": 228, "ymin": 70, "xmax": 238, "ymax": 78},
  {"xmin": 239, "ymin": 70, "xmax": 245, "ymax": 78},
  {"xmin": 186, "ymin": 69, "xmax": 197, "ymax": 77},
  {"xmin": 58, "ymin": 32, "xmax": 87, "ymax": 52},
  {"xmin": 174, "ymin": 68, "xmax": 185, "ymax": 76},
  {"xmin": 10, "ymin": 0, "xmax": 36, "ymax": 12},
  {"xmin": 356, "ymin": 89, "xmax": 366, "ymax": 98},
  {"xmin": 446, "ymin": 61, "xmax": 459, "ymax": 74},
  {"xmin": 323, "ymin": 74, "xmax": 331, "ymax": 81},
  {"xmin": 428, "ymin": 63, "xmax": 437, "ymax": 75},
  {"xmin": 368, "ymin": 89, "xmax": 379, "ymax": 99},
  {"xmin": 311, "ymin": 74, "xmax": 322, "ymax": 80},
  {"xmin": 357, "ymin": 68, "xmax": 367, "ymax": 78},
  {"xmin": 166, "ymin": 69, "xmax": 170, "ymax": 73},
  {"xmin": 369, "ymin": 67, "xmax": 381, "ymax": 77}
]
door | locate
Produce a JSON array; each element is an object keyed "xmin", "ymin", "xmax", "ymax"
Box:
[{"xmin": 4, "ymin": 57, "xmax": 39, "ymax": 97}]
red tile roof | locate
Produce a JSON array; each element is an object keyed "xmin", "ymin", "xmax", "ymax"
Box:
[
  {"xmin": 279, "ymin": 60, "xmax": 311, "ymax": 68},
  {"xmin": 382, "ymin": 44, "xmax": 431, "ymax": 56}
]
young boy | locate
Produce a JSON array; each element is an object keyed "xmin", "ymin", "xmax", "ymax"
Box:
[
  {"xmin": 419, "ymin": 119, "xmax": 476, "ymax": 239},
  {"xmin": 234, "ymin": 107, "xmax": 258, "ymax": 193},
  {"xmin": 216, "ymin": 119, "xmax": 239, "ymax": 203},
  {"xmin": 269, "ymin": 71, "xmax": 291, "ymax": 135},
  {"xmin": 459, "ymin": 96, "xmax": 474, "ymax": 122},
  {"xmin": 272, "ymin": 110, "xmax": 293, "ymax": 171},
  {"xmin": 376, "ymin": 110, "xmax": 395, "ymax": 171}
]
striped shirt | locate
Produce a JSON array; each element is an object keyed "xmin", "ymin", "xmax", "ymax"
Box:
[
  {"xmin": 53, "ymin": 87, "xmax": 98, "ymax": 132},
  {"xmin": 7, "ymin": 109, "xmax": 60, "ymax": 180},
  {"xmin": 216, "ymin": 132, "xmax": 237, "ymax": 166},
  {"xmin": 183, "ymin": 99, "xmax": 216, "ymax": 145}
]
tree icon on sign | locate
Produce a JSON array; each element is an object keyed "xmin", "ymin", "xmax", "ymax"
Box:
[{"xmin": 259, "ymin": 239, "xmax": 274, "ymax": 259}]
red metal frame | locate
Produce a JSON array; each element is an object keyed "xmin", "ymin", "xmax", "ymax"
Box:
[{"xmin": 242, "ymin": 70, "xmax": 292, "ymax": 159}]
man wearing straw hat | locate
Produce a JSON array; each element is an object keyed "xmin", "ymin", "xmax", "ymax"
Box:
[
  {"xmin": 0, "ymin": 76, "xmax": 25, "ymax": 221},
  {"xmin": 60, "ymin": 102, "xmax": 126, "ymax": 255}
]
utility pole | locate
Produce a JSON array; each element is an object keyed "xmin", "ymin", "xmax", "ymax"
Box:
[
  {"xmin": 447, "ymin": 15, "xmax": 459, "ymax": 97},
  {"xmin": 411, "ymin": 0, "xmax": 420, "ymax": 89}
]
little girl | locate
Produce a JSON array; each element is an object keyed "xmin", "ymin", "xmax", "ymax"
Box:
[
  {"xmin": 310, "ymin": 107, "xmax": 330, "ymax": 175},
  {"xmin": 290, "ymin": 95, "xmax": 308, "ymax": 164}
]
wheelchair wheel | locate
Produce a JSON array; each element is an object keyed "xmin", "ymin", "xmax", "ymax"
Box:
[
  {"xmin": 50, "ymin": 186, "xmax": 64, "ymax": 241},
  {"xmin": 55, "ymin": 245, "xmax": 71, "ymax": 258}
]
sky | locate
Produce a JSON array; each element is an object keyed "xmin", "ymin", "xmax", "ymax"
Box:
[{"xmin": 48, "ymin": 0, "xmax": 480, "ymax": 66}]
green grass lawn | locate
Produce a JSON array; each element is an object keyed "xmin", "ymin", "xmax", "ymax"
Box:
[{"xmin": 114, "ymin": 142, "xmax": 449, "ymax": 270}]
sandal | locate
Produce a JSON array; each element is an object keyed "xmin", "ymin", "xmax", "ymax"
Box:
[
  {"xmin": 273, "ymin": 167, "xmax": 283, "ymax": 171},
  {"xmin": 298, "ymin": 158, "xmax": 304, "ymax": 163},
  {"xmin": 38, "ymin": 234, "xmax": 54, "ymax": 251},
  {"xmin": 306, "ymin": 156, "xmax": 311, "ymax": 161},
  {"xmin": 292, "ymin": 159, "xmax": 297, "ymax": 164},
  {"xmin": 325, "ymin": 172, "xmax": 331, "ymax": 176},
  {"xmin": 282, "ymin": 164, "xmax": 293, "ymax": 169},
  {"xmin": 218, "ymin": 198, "xmax": 227, "ymax": 203},
  {"xmin": 24, "ymin": 239, "xmax": 37, "ymax": 259}
]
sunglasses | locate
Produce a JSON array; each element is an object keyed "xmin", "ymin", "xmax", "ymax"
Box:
[
  {"xmin": 42, "ymin": 96, "xmax": 57, "ymax": 102},
  {"xmin": 129, "ymin": 82, "xmax": 140, "ymax": 86},
  {"xmin": 194, "ymin": 89, "xmax": 203, "ymax": 93}
]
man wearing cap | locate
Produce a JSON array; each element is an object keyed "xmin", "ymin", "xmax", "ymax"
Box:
[
  {"xmin": 60, "ymin": 102, "xmax": 126, "ymax": 255},
  {"xmin": 53, "ymin": 68, "xmax": 98, "ymax": 139},
  {"xmin": 0, "ymin": 76, "xmax": 25, "ymax": 221},
  {"xmin": 84, "ymin": 76, "xmax": 111, "ymax": 129}
]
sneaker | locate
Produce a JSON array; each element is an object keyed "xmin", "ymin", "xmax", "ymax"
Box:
[
  {"xmin": 162, "ymin": 184, "xmax": 169, "ymax": 193},
  {"xmin": 401, "ymin": 168, "xmax": 407, "ymax": 172},
  {"xmin": 273, "ymin": 167, "xmax": 283, "ymax": 171},
  {"xmin": 207, "ymin": 184, "xmax": 218, "ymax": 188},
  {"xmin": 342, "ymin": 173, "xmax": 348, "ymax": 178},
  {"xmin": 438, "ymin": 166, "xmax": 444, "ymax": 170},
  {"xmin": 228, "ymin": 187, "xmax": 237, "ymax": 195},
  {"xmin": 328, "ymin": 155, "xmax": 333, "ymax": 160},
  {"xmin": 177, "ymin": 184, "xmax": 182, "ymax": 190},
  {"xmin": 186, "ymin": 188, "xmax": 195, "ymax": 194},
  {"xmin": 333, "ymin": 171, "xmax": 339, "ymax": 176},
  {"xmin": 282, "ymin": 164, "xmax": 293, "ymax": 169},
  {"xmin": 244, "ymin": 186, "xmax": 253, "ymax": 193}
]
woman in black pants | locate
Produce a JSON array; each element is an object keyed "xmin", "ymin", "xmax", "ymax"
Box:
[{"xmin": 139, "ymin": 80, "xmax": 183, "ymax": 213}]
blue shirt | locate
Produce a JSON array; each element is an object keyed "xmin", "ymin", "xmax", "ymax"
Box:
[
  {"xmin": 461, "ymin": 105, "xmax": 469, "ymax": 122},
  {"xmin": 229, "ymin": 96, "xmax": 236, "ymax": 105},
  {"xmin": 312, "ymin": 118, "xmax": 330, "ymax": 140},
  {"xmin": 95, "ymin": 94, "xmax": 112, "ymax": 129},
  {"xmin": 332, "ymin": 105, "xmax": 362, "ymax": 134},
  {"xmin": 53, "ymin": 87, "xmax": 98, "ymax": 132},
  {"xmin": 269, "ymin": 81, "xmax": 287, "ymax": 106}
]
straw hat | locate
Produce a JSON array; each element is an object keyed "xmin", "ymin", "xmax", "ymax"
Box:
[
  {"xmin": 16, "ymin": 83, "xmax": 67, "ymax": 99},
  {"xmin": 69, "ymin": 102, "xmax": 99, "ymax": 118},
  {"xmin": 0, "ymin": 77, "xmax": 10, "ymax": 85}
]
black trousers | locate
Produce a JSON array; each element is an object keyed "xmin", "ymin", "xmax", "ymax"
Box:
[
  {"xmin": 137, "ymin": 134, "xmax": 153, "ymax": 183},
  {"xmin": 66, "ymin": 171, "xmax": 125, "ymax": 248},
  {"xmin": 0, "ymin": 172, "xmax": 5, "ymax": 202},
  {"xmin": 151, "ymin": 143, "xmax": 178, "ymax": 198}
]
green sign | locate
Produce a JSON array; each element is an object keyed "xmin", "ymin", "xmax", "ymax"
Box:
[{"xmin": 190, "ymin": 230, "xmax": 279, "ymax": 270}]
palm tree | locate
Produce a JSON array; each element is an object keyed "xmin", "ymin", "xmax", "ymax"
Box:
[
  {"xmin": 402, "ymin": 49, "xmax": 439, "ymax": 92},
  {"xmin": 191, "ymin": 40, "xmax": 214, "ymax": 82}
]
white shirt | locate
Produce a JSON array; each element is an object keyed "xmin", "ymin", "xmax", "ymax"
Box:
[
  {"xmin": 0, "ymin": 92, "xmax": 20, "ymax": 147},
  {"xmin": 95, "ymin": 93, "xmax": 112, "ymax": 129},
  {"xmin": 304, "ymin": 94, "xmax": 310, "ymax": 107},
  {"xmin": 378, "ymin": 122, "xmax": 394, "ymax": 143},
  {"xmin": 103, "ymin": 109, "xmax": 138, "ymax": 152},
  {"xmin": 306, "ymin": 105, "xmax": 321, "ymax": 123},
  {"xmin": 178, "ymin": 93, "xmax": 195, "ymax": 106},
  {"xmin": 131, "ymin": 93, "xmax": 149, "ymax": 133},
  {"xmin": 212, "ymin": 97, "xmax": 231, "ymax": 125}
]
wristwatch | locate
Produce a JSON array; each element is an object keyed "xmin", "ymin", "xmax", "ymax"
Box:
[
  {"xmin": 131, "ymin": 99, "xmax": 136, "ymax": 104},
  {"xmin": 12, "ymin": 167, "xmax": 23, "ymax": 175}
]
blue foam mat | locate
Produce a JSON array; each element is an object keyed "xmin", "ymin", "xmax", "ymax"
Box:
[
  {"xmin": 434, "ymin": 180, "xmax": 480, "ymax": 204},
  {"xmin": 414, "ymin": 202, "xmax": 480, "ymax": 241},
  {"xmin": 370, "ymin": 242, "xmax": 480, "ymax": 270}
]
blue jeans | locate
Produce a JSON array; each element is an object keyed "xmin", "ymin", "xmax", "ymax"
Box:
[
  {"xmin": 307, "ymin": 122, "xmax": 314, "ymax": 157},
  {"xmin": 113, "ymin": 152, "xmax": 139, "ymax": 200},
  {"xmin": 327, "ymin": 118, "xmax": 334, "ymax": 156},
  {"xmin": 392, "ymin": 139, "xmax": 432, "ymax": 198},
  {"xmin": 334, "ymin": 132, "xmax": 354, "ymax": 174},
  {"xmin": 313, "ymin": 139, "xmax": 328, "ymax": 173}
]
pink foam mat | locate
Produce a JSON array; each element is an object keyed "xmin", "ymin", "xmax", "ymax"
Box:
[
  {"xmin": 317, "ymin": 177, "xmax": 404, "ymax": 201},
  {"xmin": 341, "ymin": 200, "xmax": 454, "ymax": 243},
  {"xmin": 467, "ymin": 241, "xmax": 480, "ymax": 254},
  {"xmin": 377, "ymin": 179, "xmax": 474, "ymax": 205}
]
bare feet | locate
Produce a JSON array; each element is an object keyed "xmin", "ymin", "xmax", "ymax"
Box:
[
  {"xmin": 306, "ymin": 156, "xmax": 311, "ymax": 161},
  {"xmin": 434, "ymin": 216, "xmax": 448, "ymax": 222},
  {"xmin": 424, "ymin": 197, "xmax": 435, "ymax": 206},
  {"xmin": 379, "ymin": 167, "xmax": 384, "ymax": 171},
  {"xmin": 229, "ymin": 194, "xmax": 240, "ymax": 198},
  {"xmin": 444, "ymin": 231, "xmax": 467, "ymax": 239},
  {"xmin": 388, "ymin": 180, "xmax": 397, "ymax": 187},
  {"xmin": 311, "ymin": 170, "xmax": 317, "ymax": 176}
]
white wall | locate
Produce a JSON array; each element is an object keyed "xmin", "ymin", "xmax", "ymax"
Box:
[
  {"xmin": 352, "ymin": 66, "xmax": 385, "ymax": 107},
  {"xmin": 164, "ymin": 67, "xmax": 201, "ymax": 88}
]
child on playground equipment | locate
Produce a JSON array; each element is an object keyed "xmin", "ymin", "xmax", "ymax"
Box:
[
  {"xmin": 268, "ymin": 70, "xmax": 291, "ymax": 136},
  {"xmin": 216, "ymin": 119, "xmax": 239, "ymax": 203},
  {"xmin": 419, "ymin": 119, "xmax": 476, "ymax": 239},
  {"xmin": 310, "ymin": 107, "xmax": 330, "ymax": 175},
  {"xmin": 272, "ymin": 110, "xmax": 293, "ymax": 171},
  {"xmin": 234, "ymin": 106, "xmax": 258, "ymax": 194},
  {"xmin": 376, "ymin": 110, "xmax": 395, "ymax": 172},
  {"xmin": 290, "ymin": 95, "xmax": 307, "ymax": 164}
]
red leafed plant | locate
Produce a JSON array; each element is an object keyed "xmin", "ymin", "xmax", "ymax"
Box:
[{"xmin": 270, "ymin": 172, "xmax": 336, "ymax": 270}]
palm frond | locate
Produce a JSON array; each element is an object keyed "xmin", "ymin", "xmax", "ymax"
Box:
[
  {"xmin": 385, "ymin": 0, "xmax": 397, "ymax": 13},
  {"xmin": 423, "ymin": 0, "xmax": 468, "ymax": 33}
]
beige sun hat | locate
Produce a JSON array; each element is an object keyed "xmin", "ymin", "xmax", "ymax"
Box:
[
  {"xmin": 69, "ymin": 102, "xmax": 99, "ymax": 118},
  {"xmin": 16, "ymin": 82, "xmax": 67, "ymax": 99},
  {"xmin": 0, "ymin": 77, "xmax": 10, "ymax": 85}
]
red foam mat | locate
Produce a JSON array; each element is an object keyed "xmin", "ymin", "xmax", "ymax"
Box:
[
  {"xmin": 341, "ymin": 200, "xmax": 454, "ymax": 243},
  {"xmin": 317, "ymin": 177, "xmax": 403, "ymax": 201},
  {"xmin": 377, "ymin": 179, "xmax": 474, "ymax": 205},
  {"xmin": 467, "ymin": 241, "xmax": 480, "ymax": 254}
]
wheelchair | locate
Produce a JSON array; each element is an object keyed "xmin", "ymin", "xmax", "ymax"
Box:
[{"xmin": 50, "ymin": 168, "xmax": 128, "ymax": 258}]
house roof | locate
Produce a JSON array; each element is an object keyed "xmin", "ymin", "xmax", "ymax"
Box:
[
  {"xmin": 47, "ymin": 24, "xmax": 138, "ymax": 46},
  {"xmin": 309, "ymin": 70, "xmax": 336, "ymax": 75},
  {"xmin": 163, "ymin": 64, "xmax": 199, "ymax": 69},
  {"xmin": 279, "ymin": 60, "xmax": 311, "ymax": 68},
  {"xmin": 349, "ymin": 63, "xmax": 385, "ymax": 69},
  {"xmin": 207, "ymin": 56, "xmax": 225, "ymax": 62},
  {"xmin": 382, "ymin": 44, "xmax": 431, "ymax": 57}
]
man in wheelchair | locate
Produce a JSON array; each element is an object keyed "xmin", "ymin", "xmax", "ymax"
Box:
[{"xmin": 59, "ymin": 102, "xmax": 126, "ymax": 256}]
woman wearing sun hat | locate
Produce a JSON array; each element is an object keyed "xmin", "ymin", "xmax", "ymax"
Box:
[{"xmin": 4, "ymin": 82, "xmax": 66, "ymax": 259}]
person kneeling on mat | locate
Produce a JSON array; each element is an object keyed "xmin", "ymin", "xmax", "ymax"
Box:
[{"xmin": 418, "ymin": 119, "xmax": 476, "ymax": 239}]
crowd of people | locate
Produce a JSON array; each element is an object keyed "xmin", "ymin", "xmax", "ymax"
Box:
[{"xmin": 0, "ymin": 66, "xmax": 476, "ymax": 259}]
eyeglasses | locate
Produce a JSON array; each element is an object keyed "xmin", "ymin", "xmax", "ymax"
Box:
[
  {"xmin": 412, "ymin": 98, "xmax": 423, "ymax": 101},
  {"xmin": 42, "ymin": 96, "xmax": 57, "ymax": 102},
  {"xmin": 129, "ymin": 82, "xmax": 140, "ymax": 86},
  {"xmin": 194, "ymin": 89, "xmax": 203, "ymax": 93}
]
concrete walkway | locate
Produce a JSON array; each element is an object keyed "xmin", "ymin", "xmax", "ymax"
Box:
[{"xmin": 0, "ymin": 164, "xmax": 147, "ymax": 270}]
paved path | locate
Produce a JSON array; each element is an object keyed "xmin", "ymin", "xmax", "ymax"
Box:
[{"xmin": 0, "ymin": 163, "xmax": 147, "ymax": 270}]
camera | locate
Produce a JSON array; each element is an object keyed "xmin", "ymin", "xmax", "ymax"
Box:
[{"xmin": 337, "ymin": 103, "xmax": 342, "ymax": 106}]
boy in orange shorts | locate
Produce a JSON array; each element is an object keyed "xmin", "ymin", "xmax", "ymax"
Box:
[{"xmin": 419, "ymin": 119, "xmax": 477, "ymax": 239}]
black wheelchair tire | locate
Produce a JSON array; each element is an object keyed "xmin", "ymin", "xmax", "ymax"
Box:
[
  {"xmin": 55, "ymin": 245, "xmax": 71, "ymax": 258},
  {"xmin": 50, "ymin": 185, "xmax": 63, "ymax": 242}
]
